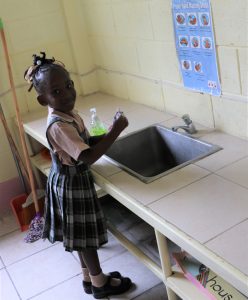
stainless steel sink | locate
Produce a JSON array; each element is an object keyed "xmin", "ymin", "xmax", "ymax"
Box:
[{"xmin": 104, "ymin": 125, "xmax": 222, "ymax": 183}]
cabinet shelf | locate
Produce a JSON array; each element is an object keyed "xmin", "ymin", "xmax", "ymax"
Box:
[
  {"xmin": 108, "ymin": 223, "xmax": 210, "ymax": 300},
  {"xmin": 30, "ymin": 152, "xmax": 51, "ymax": 177},
  {"xmin": 168, "ymin": 266, "xmax": 211, "ymax": 300}
]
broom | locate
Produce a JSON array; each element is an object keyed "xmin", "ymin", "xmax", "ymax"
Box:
[
  {"xmin": 0, "ymin": 18, "xmax": 44, "ymax": 242},
  {"xmin": 0, "ymin": 103, "xmax": 30, "ymax": 193},
  {"xmin": 0, "ymin": 103, "xmax": 45, "ymax": 231}
]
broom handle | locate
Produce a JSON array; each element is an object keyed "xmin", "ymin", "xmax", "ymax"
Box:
[
  {"xmin": 0, "ymin": 103, "xmax": 30, "ymax": 185},
  {"xmin": 0, "ymin": 19, "xmax": 40, "ymax": 213}
]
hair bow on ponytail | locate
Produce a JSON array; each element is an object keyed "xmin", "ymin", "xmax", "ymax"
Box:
[
  {"xmin": 24, "ymin": 51, "xmax": 66, "ymax": 92},
  {"xmin": 24, "ymin": 65, "xmax": 39, "ymax": 84}
]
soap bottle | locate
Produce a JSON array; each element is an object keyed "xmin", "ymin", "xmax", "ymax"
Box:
[{"xmin": 89, "ymin": 108, "xmax": 107, "ymax": 136}]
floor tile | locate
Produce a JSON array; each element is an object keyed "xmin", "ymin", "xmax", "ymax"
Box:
[
  {"xmin": 72, "ymin": 232, "xmax": 127, "ymax": 265},
  {"xmin": 98, "ymin": 232, "xmax": 127, "ymax": 263},
  {"xmin": 0, "ymin": 214, "xmax": 19, "ymax": 237},
  {"xmin": 31, "ymin": 274, "xmax": 108, "ymax": 300},
  {"xmin": 108, "ymin": 165, "xmax": 209, "ymax": 206},
  {"xmin": 0, "ymin": 269, "xmax": 20, "ymax": 300},
  {"xmin": 133, "ymin": 282, "xmax": 168, "ymax": 300},
  {"xmin": 102, "ymin": 251, "xmax": 162, "ymax": 299},
  {"xmin": 216, "ymin": 157, "xmax": 248, "ymax": 188},
  {"xmin": 149, "ymin": 174, "xmax": 248, "ymax": 243},
  {"xmin": 206, "ymin": 220, "xmax": 248, "ymax": 275},
  {"xmin": 0, "ymin": 230, "xmax": 54, "ymax": 266},
  {"xmin": 7, "ymin": 244, "xmax": 80, "ymax": 299},
  {"xmin": 0, "ymin": 258, "xmax": 4, "ymax": 270},
  {"xmin": 195, "ymin": 131, "xmax": 248, "ymax": 171}
]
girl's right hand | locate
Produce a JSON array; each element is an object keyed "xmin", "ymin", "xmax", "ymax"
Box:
[
  {"xmin": 80, "ymin": 115, "xmax": 128, "ymax": 165},
  {"xmin": 112, "ymin": 115, "xmax": 129, "ymax": 133}
]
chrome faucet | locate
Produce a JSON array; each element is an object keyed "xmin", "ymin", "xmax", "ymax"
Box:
[{"xmin": 172, "ymin": 114, "xmax": 197, "ymax": 134}]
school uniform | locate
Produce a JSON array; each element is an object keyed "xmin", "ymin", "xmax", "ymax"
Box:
[{"xmin": 42, "ymin": 107, "xmax": 108, "ymax": 252}]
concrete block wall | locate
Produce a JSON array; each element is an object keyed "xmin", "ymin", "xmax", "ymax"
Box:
[
  {"xmin": 80, "ymin": 0, "xmax": 248, "ymax": 139},
  {"xmin": 61, "ymin": 0, "xmax": 98, "ymax": 95},
  {"xmin": 0, "ymin": 0, "xmax": 247, "ymax": 205},
  {"xmin": 0, "ymin": 0, "xmax": 78, "ymax": 117},
  {"xmin": 0, "ymin": 0, "xmax": 81, "ymax": 199}
]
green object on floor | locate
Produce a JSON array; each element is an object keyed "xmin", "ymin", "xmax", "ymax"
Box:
[{"xmin": 0, "ymin": 18, "xmax": 3, "ymax": 29}]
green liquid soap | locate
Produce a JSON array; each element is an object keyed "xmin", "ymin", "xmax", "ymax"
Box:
[
  {"xmin": 90, "ymin": 127, "xmax": 107, "ymax": 136},
  {"xmin": 89, "ymin": 107, "xmax": 107, "ymax": 136}
]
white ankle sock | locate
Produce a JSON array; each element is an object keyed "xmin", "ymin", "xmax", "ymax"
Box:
[
  {"xmin": 90, "ymin": 272, "xmax": 107, "ymax": 287},
  {"xmin": 82, "ymin": 268, "xmax": 91, "ymax": 282},
  {"xmin": 90, "ymin": 272, "xmax": 121, "ymax": 287}
]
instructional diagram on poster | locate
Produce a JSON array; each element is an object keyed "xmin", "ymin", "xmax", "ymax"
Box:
[{"xmin": 172, "ymin": 0, "xmax": 221, "ymax": 96}]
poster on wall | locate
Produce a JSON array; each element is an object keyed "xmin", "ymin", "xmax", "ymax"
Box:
[{"xmin": 172, "ymin": 0, "xmax": 221, "ymax": 96}]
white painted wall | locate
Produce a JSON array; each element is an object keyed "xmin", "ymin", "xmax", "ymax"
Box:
[
  {"xmin": 79, "ymin": 0, "xmax": 248, "ymax": 139},
  {"xmin": 0, "ymin": 0, "xmax": 79, "ymax": 184},
  {"xmin": 0, "ymin": 0, "xmax": 247, "ymax": 185}
]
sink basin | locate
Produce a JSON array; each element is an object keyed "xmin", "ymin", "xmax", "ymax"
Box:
[{"xmin": 104, "ymin": 125, "xmax": 222, "ymax": 183}]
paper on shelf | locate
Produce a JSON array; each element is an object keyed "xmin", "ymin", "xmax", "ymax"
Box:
[{"xmin": 172, "ymin": 252, "xmax": 247, "ymax": 300}]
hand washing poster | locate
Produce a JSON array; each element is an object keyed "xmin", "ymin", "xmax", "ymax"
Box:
[{"xmin": 172, "ymin": 0, "xmax": 221, "ymax": 96}]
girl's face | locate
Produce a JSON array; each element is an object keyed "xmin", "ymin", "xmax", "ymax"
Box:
[{"xmin": 38, "ymin": 68, "xmax": 76, "ymax": 113}]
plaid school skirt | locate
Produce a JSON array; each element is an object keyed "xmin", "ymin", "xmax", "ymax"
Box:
[{"xmin": 42, "ymin": 163, "xmax": 108, "ymax": 252}]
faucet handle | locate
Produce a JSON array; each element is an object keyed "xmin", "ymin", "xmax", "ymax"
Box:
[{"xmin": 182, "ymin": 114, "xmax": 192, "ymax": 125}]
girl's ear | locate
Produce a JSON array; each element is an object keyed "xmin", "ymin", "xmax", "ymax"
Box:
[{"xmin": 37, "ymin": 95, "xmax": 48, "ymax": 106}]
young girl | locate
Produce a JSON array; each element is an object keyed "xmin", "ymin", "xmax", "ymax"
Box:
[{"xmin": 24, "ymin": 52, "xmax": 132, "ymax": 299}]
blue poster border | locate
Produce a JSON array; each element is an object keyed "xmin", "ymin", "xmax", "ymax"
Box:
[{"xmin": 172, "ymin": 0, "xmax": 221, "ymax": 96}]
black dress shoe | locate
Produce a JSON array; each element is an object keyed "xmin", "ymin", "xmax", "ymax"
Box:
[
  {"xmin": 82, "ymin": 271, "xmax": 121, "ymax": 294},
  {"xmin": 92, "ymin": 275, "xmax": 132, "ymax": 299},
  {"xmin": 82, "ymin": 281, "xmax": 92, "ymax": 294}
]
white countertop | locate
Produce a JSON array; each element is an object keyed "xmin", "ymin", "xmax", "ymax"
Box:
[{"xmin": 20, "ymin": 92, "xmax": 248, "ymax": 296}]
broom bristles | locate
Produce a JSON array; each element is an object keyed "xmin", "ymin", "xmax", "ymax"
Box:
[{"xmin": 24, "ymin": 214, "xmax": 45, "ymax": 243}]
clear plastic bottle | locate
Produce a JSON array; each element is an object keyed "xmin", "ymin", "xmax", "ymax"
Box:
[{"xmin": 89, "ymin": 108, "xmax": 107, "ymax": 136}]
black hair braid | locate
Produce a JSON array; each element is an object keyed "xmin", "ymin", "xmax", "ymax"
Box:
[
  {"xmin": 32, "ymin": 51, "xmax": 55, "ymax": 66},
  {"xmin": 24, "ymin": 51, "xmax": 65, "ymax": 93}
]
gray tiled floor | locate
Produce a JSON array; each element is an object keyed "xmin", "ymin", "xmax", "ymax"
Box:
[{"xmin": 0, "ymin": 196, "xmax": 178, "ymax": 299}]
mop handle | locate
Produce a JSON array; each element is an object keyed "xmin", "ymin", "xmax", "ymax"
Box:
[
  {"xmin": 0, "ymin": 103, "xmax": 30, "ymax": 187},
  {"xmin": 0, "ymin": 18, "xmax": 40, "ymax": 213}
]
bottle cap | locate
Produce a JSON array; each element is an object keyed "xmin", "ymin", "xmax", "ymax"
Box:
[{"xmin": 90, "ymin": 107, "xmax": 96, "ymax": 114}]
